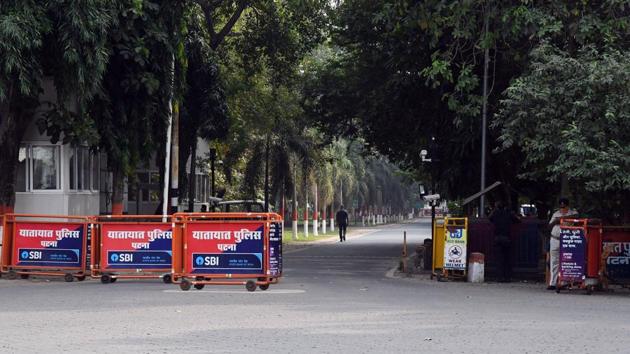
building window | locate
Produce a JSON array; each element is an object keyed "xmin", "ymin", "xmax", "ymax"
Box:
[
  {"xmin": 193, "ymin": 174, "xmax": 209, "ymax": 203},
  {"xmin": 32, "ymin": 146, "xmax": 59, "ymax": 190},
  {"xmin": 16, "ymin": 147, "xmax": 28, "ymax": 192},
  {"xmin": 69, "ymin": 146, "xmax": 98, "ymax": 191},
  {"xmin": 17, "ymin": 145, "xmax": 61, "ymax": 191},
  {"xmin": 91, "ymin": 153, "xmax": 99, "ymax": 190}
]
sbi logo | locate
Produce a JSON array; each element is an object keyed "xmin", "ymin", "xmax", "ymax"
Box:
[
  {"xmin": 195, "ymin": 256, "xmax": 219, "ymax": 266},
  {"xmin": 21, "ymin": 251, "xmax": 42, "ymax": 260},
  {"xmin": 451, "ymin": 229, "xmax": 463, "ymax": 239},
  {"xmin": 111, "ymin": 253, "xmax": 133, "ymax": 262}
]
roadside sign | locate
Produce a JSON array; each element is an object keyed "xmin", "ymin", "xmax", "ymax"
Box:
[
  {"xmin": 269, "ymin": 221, "xmax": 282, "ymax": 277},
  {"xmin": 559, "ymin": 227, "xmax": 586, "ymax": 281},
  {"xmin": 444, "ymin": 226, "xmax": 467, "ymax": 270}
]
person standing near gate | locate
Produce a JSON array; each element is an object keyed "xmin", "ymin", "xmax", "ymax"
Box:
[
  {"xmin": 489, "ymin": 201, "xmax": 520, "ymax": 283},
  {"xmin": 547, "ymin": 197, "xmax": 578, "ymax": 290},
  {"xmin": 336, "ymin": 205, "xmax": 349, "ymax": 242}
]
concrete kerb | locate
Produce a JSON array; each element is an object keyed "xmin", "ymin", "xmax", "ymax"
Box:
[
  {"xmin": 386, "ymin": 255, "xmax": 552, "ymax": 292},
  {"xmin": 284, "ymin": 227, "xmax": 381, "ymax": 254}
]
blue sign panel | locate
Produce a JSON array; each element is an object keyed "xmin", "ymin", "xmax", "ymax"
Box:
[
  {"xmin": 269, "ymin": 222, "xmax": 282, "ymax": 276},
  {"xmin": 192, "ymin": 253, "xmax": 263, "ymax": 271},
  {"xmin": 107, "ymin": 250, "xmax": 172, "ymax": 268},
  {"xmin": 559, "ymin": 227, "xmax": 586, "ymax": 281}
]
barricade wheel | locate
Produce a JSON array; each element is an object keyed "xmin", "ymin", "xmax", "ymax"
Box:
[
  {"xmin": 245, "ymin": 280, "xmax": 257, "ymax": 292},
  {"xmin": 76, "ymin": 276, "xmax": 86, "ymax": 281},
  {"xmin": 194, "ymin": 284, "xmax": 205, "ymax": 290},
  {"xmin": 259, "ymin": 284, "xmax": 269, "ymax": 291},
  {"xmin": 162, "ymin": 274, "xmax": 172, "ymax": 284},
  {"xmin": 180, "ymin": 279, "xmax": 192, "ymax": 291},
  {"xmin": 7, "ymin": 271, "xmax": 18, "ymax": 280},
  {"xmin": 20, "ymin": 274, "xmax": 30, "ymax": 280},
  {"xmin": 64, "ymin": 273, "xmax": 74, "ymax": 282},
  {"xmin": 101, "ymin": 275, "xmax": 111, "ymax": 284}
]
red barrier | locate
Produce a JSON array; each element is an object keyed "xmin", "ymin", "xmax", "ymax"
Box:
[
  {"xmin": 91, "ymin": 215, "xmax": 173, "ymax": 284},
  {"xmin": 597, "ymin": 225, "xmax": 630, "ymax": 286},
  {"xmin": 171, "ymin": 212, "xmax": 283, "ymax": 292},
  {"xmin": 1, "ymin": 214, "xmax": 90, "ymax": 282}
]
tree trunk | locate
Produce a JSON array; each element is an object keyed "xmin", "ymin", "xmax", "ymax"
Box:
[
  {"xmin": 313, "ymin": 183, "xmax": 318, "ymax": 236},
  {"xmin": 0, "ymin": 105, "xmax": 31, "ymax": 214},
  {"xmin": 111, "ymin": 166, "xmax": 124, "ymax": 215},
  {"xmin": 171, "ymin": 102, "xmax": 180, "ymax": 213},
  {"xmin": 187, "ymin": 139, "xmax": 197, "ymax": 212},
  {"xmin": 0, "ymin": 131, "xmax": 19, "ymax": 214}
]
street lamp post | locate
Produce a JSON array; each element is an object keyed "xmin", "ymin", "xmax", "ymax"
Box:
[
  {"xmin": 421, "ymin": 137, "xmax": 439, "ymax": 242},
  {"xmin": 210, "ymin": 148, "xmax": 216, "ymax": 197}
]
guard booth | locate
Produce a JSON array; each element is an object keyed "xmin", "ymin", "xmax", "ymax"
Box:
[
  {"xmin": 432, "ymin": 217, "xmax": 468, "ymax": 280},
  {"xmin": 91, "ymin": 215, "xmax": 173, "ymax": 284},
  {"xmin": 171, "ymin": 212, "xmax": 283, "ymax": 292},
  {"xmin": 1, "ymin": 214, "xmax": 90, "ymax": 282}
]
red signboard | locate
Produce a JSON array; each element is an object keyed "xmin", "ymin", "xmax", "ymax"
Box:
[
  {"xmin": 12, "ymin": 222, "xmax": 86, "ymax": 269},
  {"xmin": 185, "ymin": 222, "xmax": 265, "ymax": 275},
  {"xmin": 100, "ymin": 223, "xmax": 172, "ymax": 270}
]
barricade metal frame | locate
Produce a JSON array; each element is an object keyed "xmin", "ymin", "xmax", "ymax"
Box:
[
  {"xmin": 597, "ymin": 224, "xmax": 630, "ymax": 289},
  {"xmin": 432, "ymin": 217, "xmax": 468, "ymax": 281},
  {"xmin": 1, "ymin": 214, "xmax": 90, "ymax": 282},
  {"xmin": 171, "ymin": 212, "xmax": 283, "ymax": 292},
  {"xmin": 91, "ymin": 215, "xmax": 174, "ymax": 284}
]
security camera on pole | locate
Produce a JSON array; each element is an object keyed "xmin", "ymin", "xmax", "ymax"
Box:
[{"xmin": 420, "ymin": 137, "xmax": 440, "ymax": 241}]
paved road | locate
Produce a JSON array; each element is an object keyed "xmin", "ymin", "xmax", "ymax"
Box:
[{"xmin": 1, "ymin": 219, "xmax": 629, "ymax": 353}]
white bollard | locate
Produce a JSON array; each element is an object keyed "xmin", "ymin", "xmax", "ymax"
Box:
[
  {"xmin": 292, "ymin": 220, "xmax": 298, "ymax": 240},
  {"xmin": 467, "ymin": 252, "xmax": 485, "ymax": 283}
]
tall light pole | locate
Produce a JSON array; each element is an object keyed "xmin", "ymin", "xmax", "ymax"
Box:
[
  {"xmin": 264, "ymin": 135, "xmax": 270, "ymax": 212},
  {"xmin": 210, "ymin": 148, "xmax": 216, "ymax": 197},
  {"xmin": 480, "ymin": 9, "xmax": 490, "ymax": 216}
]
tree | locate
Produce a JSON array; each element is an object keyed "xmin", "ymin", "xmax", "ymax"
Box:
[
  {"xmin": 85, "ymin": 0, "xmax": 183, "ymax": 214},
  {"xmin": 0, "ymin": 0, "xmax": 112, "ymax": 213},
  {"xmin": 179, "ymin": 11, "xmax": 229, "ymax": 211},
  {"xmin": 494, "ymin": 44, "xmax": 630, "ymax": 221},
  {"xmin": 211, "ymin": 0, "xmax": 330, "ymax": 209},
  {"xmin": 304, "ymin": 0, "xmax": 630, "ymax": 214}
]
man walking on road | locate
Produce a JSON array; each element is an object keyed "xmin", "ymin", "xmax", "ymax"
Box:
[{"xmin": 336, "ymin": 205, "xmax": 349, "ymax": 242}]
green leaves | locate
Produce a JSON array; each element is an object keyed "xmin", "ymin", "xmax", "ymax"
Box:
[
  {"xmin": 495, "ymin": 44, "xmax": 630, "ymax": 193},
  {"xmin": 0, "ymin": 1, "xmax": 49, "ymax": 100}
]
